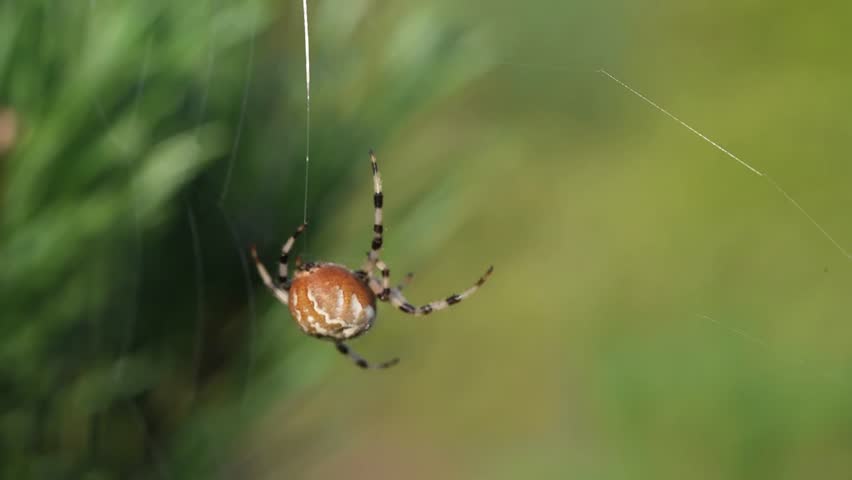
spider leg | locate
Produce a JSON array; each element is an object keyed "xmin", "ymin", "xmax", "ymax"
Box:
[
  {"xmin": 374, "ymin": 257, "xmax": 392, "ymax": 300},
  {"xmin": 361, "ymin": 255, "xmax": 412, "ymax": 293},
  {"xmin": 361, "ymin": 150, "xmax": 384, "ymax": 273},
  {"xmin": 371, "ymin": 266, "xmax": 494, "ymax": 316},
  {"xmin": 335, "ymin": 342, "xmax": 399, "ymax": 369},
  {"xmin": 398, "ymin": 272, "xmax": 414, "ymax": 291},
  {"xmin": 277, "ymin": 223, "xmax": 307, "ymax": 286},
  {"xmin": 250, "ymin": 246, "xmax": 290, "ymax": 305}
]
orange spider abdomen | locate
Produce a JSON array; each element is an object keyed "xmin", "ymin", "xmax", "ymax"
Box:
[{"xmin": 288, "ymin": 263, "xmax": 377, "ymax": 340}]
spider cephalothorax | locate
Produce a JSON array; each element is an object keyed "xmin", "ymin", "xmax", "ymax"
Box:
[{"xmin": 251, "ymin": 150, "xmax": 493, "ymax": 369}]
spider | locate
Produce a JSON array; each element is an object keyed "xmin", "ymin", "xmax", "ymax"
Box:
[{"xmin": 250, "ymin": 150, "xmax": 493, "ymax": 369}]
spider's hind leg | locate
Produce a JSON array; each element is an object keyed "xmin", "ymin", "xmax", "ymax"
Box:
[{"xmin": 335, "ymin": 342, "xmax": 399, "ymax": 369}]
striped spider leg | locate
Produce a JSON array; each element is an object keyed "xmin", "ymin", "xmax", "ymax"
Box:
[
  {"xmin": 358, "ymin": 149, "xmax": 493, "ymax": 316},
  {"xmin": 359, "ymin": 150, "xmax": 387, "ymax": 283},
  {"xmin": 367, "ymin": 266, "xmax": 494, "ymax": 317},
  {"xmin": 335, "ymin": 342, "xmax": 399, "ymax": 370},
  {"xmin": 249, "ymin": 222, "xmax": 307, "ymax": 305}
]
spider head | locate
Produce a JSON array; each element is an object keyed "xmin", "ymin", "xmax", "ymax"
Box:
[{"xmin": 296, "ymin": 260, "xmax": 319, "ymax": 273}]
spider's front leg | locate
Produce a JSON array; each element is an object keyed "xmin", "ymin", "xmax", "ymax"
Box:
[
  {"xmin": 361, "ymin": 150, "xmax": 385, "ymax": 275},
  {"xmin": 369, "ymin": 266, "xmax": 494, "ymax": 316},
  {"xmin": 277, "ymin": 222, "xmax": 307, "ymax": 287},
  {"xmin": 250, "ymin": 246, "xmax": 290, "ymax": 305},
  {"xmin": 250, "ymin": 222, "xmax": 307, "ymax": 305}
]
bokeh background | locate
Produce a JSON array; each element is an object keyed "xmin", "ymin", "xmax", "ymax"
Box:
[{"xmin": 3, "ymin": 0, "xmax": 852, "ymax": 478}]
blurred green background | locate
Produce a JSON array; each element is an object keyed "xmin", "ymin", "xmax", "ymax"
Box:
[{"xmin": 3, "ymin": 0, "xmax": 852, "ymax": 478}]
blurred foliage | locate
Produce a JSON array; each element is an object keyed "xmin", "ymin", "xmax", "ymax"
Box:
[{"xmin": 0, "ymin": 0, "xmax": 492, "ymax": 477}]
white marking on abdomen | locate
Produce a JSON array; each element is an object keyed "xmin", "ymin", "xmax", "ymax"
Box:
[
  {"xmin": 307, "ymin": 287, "xmax": 346, "ymax": 326},
  {"xmin": 350, "ymin": 294, "xmax": 363, "ymax": 319},
  {"xmin": 306, "ymin": 314, "xmax": 329, "ymax": 335},
  {"xmin": 336, "ymin": 289, "xmax": 345, "ymax": 316}
]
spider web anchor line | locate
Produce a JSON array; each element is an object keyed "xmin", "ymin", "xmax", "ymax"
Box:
[
  {"xmin": 598, "ymin": 69, "xmax": 852, "ymax": 262},
  {"xmin": 697, "ymin": 313, "xmax": 842, "ymax": 382},
  {"xmin": 764, "ymin": 176, "xmax": 852, "ymax": 260},
  {"xmin": 597, "ymin": 69, "xmax": 764, "ymax": 177},
  {"xmin": 301, "ymin": 0, "xmax": 311, "ymax": 225}
]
